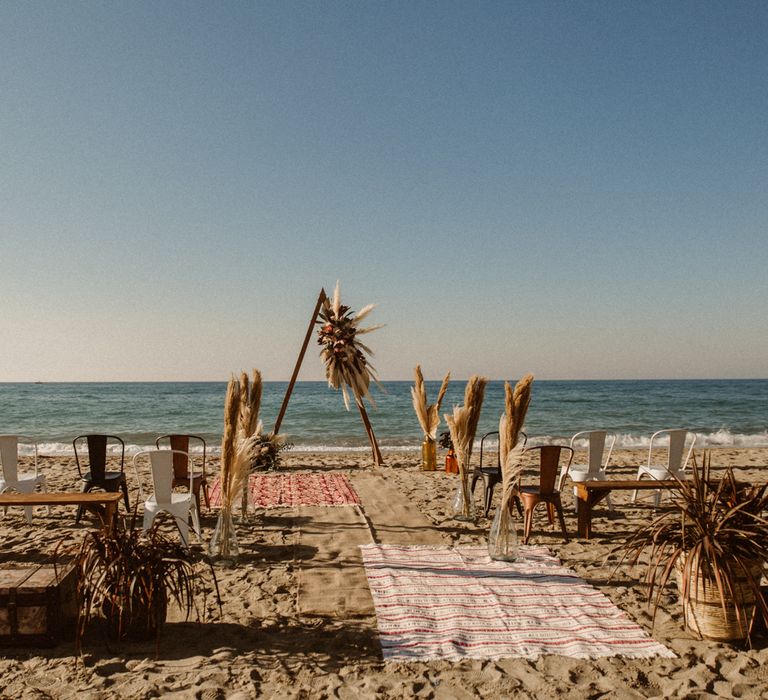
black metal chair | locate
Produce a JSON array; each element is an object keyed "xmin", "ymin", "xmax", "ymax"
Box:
[
  {"xmin": 73, "ymin": 434, "xmax": 129, "ymax": 523},
  {"xmin": 154, "ymin": 434, "xmax": 209, "ymax": 510},
  {"xmin": 471, "ymin": 430, "xmax": 527, "ymax": 517}
]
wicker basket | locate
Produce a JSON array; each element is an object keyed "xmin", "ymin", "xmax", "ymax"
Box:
[{"xmin": 675, "ymin": 556, "xmax": 765, "ymax": 641}]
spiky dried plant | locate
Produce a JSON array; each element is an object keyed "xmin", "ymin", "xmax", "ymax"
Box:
[
  {"xmin": 73, "ymin": 515, "xmax": 216, "ymax": 654},
  {"xmin": 616, "ymin": 452, "xmax": 768, "ymax": 642},
  {"xmin": 445, "ymin": 375, "xmax": 488, "ymax": 518},
  {"xmin": 317, "ymin": 281, "xmax": 383, "ymax": 410},
  {"xmin": 411, "ymin": 365, "xmax": 451, "ymax": 440}
]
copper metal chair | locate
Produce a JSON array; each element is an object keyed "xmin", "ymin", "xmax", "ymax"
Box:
[
  {"xmin": 154, "ymin": 434, "xmax": 209, "ymax": 510},
  {"xmin": 513, "ymin": 444, "xmax": 574, "ymax": 544},
  {"xmin": 471, "ymin": 430, "xmax": 527, "ymax": 517},
  {"xmin": 73, "ymin": 434, "xmax": 129, "ymax": 524}
]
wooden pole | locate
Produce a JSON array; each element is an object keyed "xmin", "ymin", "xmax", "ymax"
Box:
[
  {"xmin": 273, "ymin": 288, "xmax": 327, "ymax": 435},
  {"xmin": 357, "ymin": 398, "xmax": 385, "ymax": 466}
]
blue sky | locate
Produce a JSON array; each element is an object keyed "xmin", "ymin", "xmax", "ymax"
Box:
[{"xmin": 2, "ymin": 1, "xmax": 766, "ymax": 381}]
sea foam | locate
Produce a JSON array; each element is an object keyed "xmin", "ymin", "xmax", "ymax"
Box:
[{"xmin": 17, "ymin": 429, "xmax": 768, "ymax": 456}]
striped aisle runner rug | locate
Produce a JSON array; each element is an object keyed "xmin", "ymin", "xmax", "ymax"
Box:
[
  {"xmin": 209, "ymin": 472, "xmax": 361, "ymax": 508},
  {"xmin": 360, "ymin": 544, "xmax": 675, "ymax": 661}
]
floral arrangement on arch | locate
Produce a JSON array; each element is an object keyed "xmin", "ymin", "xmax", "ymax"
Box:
[{"xmin": 317, "ymin": 282, "xmax": 383, "ymax": 410}]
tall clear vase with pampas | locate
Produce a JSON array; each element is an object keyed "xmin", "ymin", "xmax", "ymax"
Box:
[
  {"xmin": 209, "ymin": 506, "xmax": 239, "ymax": 566},
  {"xmin": 209, "ymin": 373, "xmax": 257, "ymax": 567},
  {"xmin": 488, "ymin": 376, "xmax": 533, "ymax": 562},
  {"xmin": 445, "ymin": 375, "xmax": 487, "ymax": 524}
]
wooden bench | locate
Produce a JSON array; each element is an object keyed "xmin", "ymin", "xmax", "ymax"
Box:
[
  {"xmin": 0, "ymin": 492, "xmax": 122, "ymax": 531},
  {"xmin": 573, "ymin": 479, "xmax": 679, "ymax": 540}
]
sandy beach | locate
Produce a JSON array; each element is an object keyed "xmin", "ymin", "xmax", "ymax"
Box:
[{"xmin": 1, "ymin": 447, "xmax": 767, "ymax": 699}]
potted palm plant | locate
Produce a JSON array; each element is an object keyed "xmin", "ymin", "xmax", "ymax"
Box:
[
  {"xmin": 74, "ymin": 517, "xmax": 217, "ymax": 652},
  {"xmin": 618, "ymin": 452, "xmax": 768, "ymax": 643}
]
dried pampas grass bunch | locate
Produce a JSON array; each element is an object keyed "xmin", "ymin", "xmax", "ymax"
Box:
[
  {"xmin": 230, "ymin": 369, "xmax": 288, "ymax": 519},
  {"xmin": 220, "ymin": 375, "xmax": 259, "ymax": 512},
  {"xmin": 498, "ymin": 374, "xmax": 534, "ymax": 521},
  {"xmin": 411, "ymin": 365, "xmax": 451, "ymax": 440},
  {"xmin": 445, "ymin": 375, "xmax": 488, "ymax": 518},
  {"xmin": 238, "ymin": 369, "xmax": 262, "ymax": 440},
  {"xmin": 317, "ymin": 281, "xmax": 383, "ymax": 410}
]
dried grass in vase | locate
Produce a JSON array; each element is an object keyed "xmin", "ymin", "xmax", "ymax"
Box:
[
  {"xmin": 411, "ymin": 365, "xmax": 451, "ymax": 440},
  {"xmin": 411, "ymin": 365, "xmax": 450, "ymax": 470},
  {"xmin": 489, "ymin": 374, "xmax": 534, "ymax": 560},
  {"xmin": 444, "ymin": 375, "xmax": 487, "ymax": 519},
  {"xmin": 209, "ymin": 375, "xmax": 258, "ymax": 564}
]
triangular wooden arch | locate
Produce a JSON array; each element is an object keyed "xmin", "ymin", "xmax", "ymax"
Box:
[{"xmin": 273, "ymin": 288, "xmax": 384, "ymax": 466}]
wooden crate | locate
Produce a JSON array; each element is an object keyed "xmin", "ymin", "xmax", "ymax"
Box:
[{"xmin": 0, "ymin": 564, "xmax": 78, "ymax": 646}]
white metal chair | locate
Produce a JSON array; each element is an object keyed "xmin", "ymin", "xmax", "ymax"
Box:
[
  {"xmin": 154, "ymin": 434, "xmax": 210, "ymax": 510},
  {"xmin": 631, "ymin": 429, "xmax": 697, "ymax": 506},
  {"xmin": 133, "ymin": 450, "xmax": 201, "ymax": 547},
  {"xmin": 559, "ymin": 430, "xmax": 617, "ymax": 512},
  {"xmin": 0, "ymin": 435, "xmax": 48, "ymax": 523}
]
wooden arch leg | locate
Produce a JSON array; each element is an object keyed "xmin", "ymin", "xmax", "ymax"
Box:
[{"xmin": 357, "ymin": 399, "xmax": 384, "ymax": 466}]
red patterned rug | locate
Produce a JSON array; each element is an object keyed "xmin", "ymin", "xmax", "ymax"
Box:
[{"xmin": 208, "ymin": 472, "xmax": 361, "ymax": 508}]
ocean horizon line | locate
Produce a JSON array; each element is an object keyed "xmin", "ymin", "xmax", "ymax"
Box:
[{"xmin": 17, "ymin": 429, "xmax": 768, "ymax": 456}]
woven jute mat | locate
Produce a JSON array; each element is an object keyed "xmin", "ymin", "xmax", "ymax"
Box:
[
  {"xmin": 294, "ymin": 471, "xmax": 447, "ymax": 617},
  {"xmin": 294, "ymin": 505, "xmax": 374, "ymax": 617},
  {"xmin": 349, "ymin": 472, "xmax": 445, "ymax": 546}
]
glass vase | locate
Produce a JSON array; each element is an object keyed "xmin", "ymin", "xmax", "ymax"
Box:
[
  {"xmin": 421, "ymin": 437, "xmax": 437, "ymax": 471},
  {"xmin": 488, "ymin": 502, "xmax": 518, "ymax": 562},
  {"xmin": 208, "ymin": 506, "xmax": 239, "ymax": 567},
  {"xmin": 451, "ymin": 478, "xmax": 474, "ymax": 521}
]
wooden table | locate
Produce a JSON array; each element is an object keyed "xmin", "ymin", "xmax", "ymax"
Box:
[
  {"xmin": 574, "ymin": 479, "xmax": 678, "ymax": 540},
  {"xmin": 0, "ymin": 492, "xmax": 122, "ymax": 530}
]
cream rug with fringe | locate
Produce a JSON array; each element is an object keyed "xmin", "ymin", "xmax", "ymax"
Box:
[{"xmin": 360, "ymin": 543, "xmax": 676, "ymax": 661}]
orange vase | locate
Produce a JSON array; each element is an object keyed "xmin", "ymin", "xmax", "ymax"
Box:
[{"xmin": 445, "ymin": 448, "xmax": 459, "ymax": 474}]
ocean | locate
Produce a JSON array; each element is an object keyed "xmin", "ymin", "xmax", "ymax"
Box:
[{"xmin": 0, "ymin": 380, "xmax": 766, "ymax": 455}]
